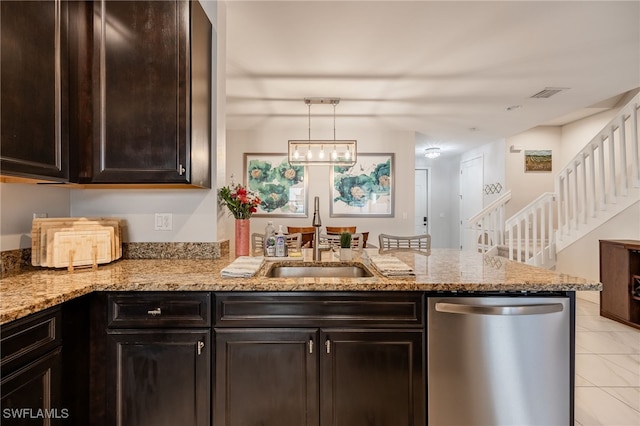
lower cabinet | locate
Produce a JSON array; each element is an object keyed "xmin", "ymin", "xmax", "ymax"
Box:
[
  {"xmin": 214, "ymin": 329, "xmax": 318, "ymax": 426},
  {"xmin": 1, "ymin": 348, "xmax": 63, "ymax": 425},
  {"xmin": 320, "ymin": 330, "xmax": 424, "ymax": 426},
  {"xmin": 214, "ymin": 292, "xmax": 425, "ymax": 426},
  {"xmin": 102, "ymin": 292, "xmax": 211, "ymax": 426},
  {"xmin": 106, "ymin": 329, "xmax": 210, "ymax": 426},
  {"xmin": 0, "ymin": 307, "xmax": 63, "ymax": 425}
]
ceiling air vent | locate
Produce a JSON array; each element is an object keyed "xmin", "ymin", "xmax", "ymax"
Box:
[{"xmin": 530, "ymin": 87, "xmax": 569, "ymax": 99}]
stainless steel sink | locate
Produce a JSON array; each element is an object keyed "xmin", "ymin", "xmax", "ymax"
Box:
[{"xmin": 265, "ymin": 263, "xmax": 373, "ymax": 278}]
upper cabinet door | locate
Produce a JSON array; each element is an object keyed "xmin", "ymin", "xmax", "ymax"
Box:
[
  {"xmin": 83, "ymin": 0, "xmax": 211, "ymax": 186},
  {"xmin": 0, "ymin": 0, "xmax": 69, "ymax": 181}
]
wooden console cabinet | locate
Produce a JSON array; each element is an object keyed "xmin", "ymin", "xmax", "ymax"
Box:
[{"xmin": 599, "ymin": 240, "xmax": 640, "ymax": 329}]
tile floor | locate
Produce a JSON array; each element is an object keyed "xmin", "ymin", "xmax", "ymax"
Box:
[{"xmin": 575, "ymin": 298, "xmax": 640, "ymax": 425}]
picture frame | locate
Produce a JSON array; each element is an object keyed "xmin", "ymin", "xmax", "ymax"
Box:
[
  {"xmin": 330, "ymin": 153, "xmax": 394, "ymax": 217},
  {"xmin": 525, "ymin": 150, "xmax": 552, "ymax": 172},
  {"xmin": 244, "ymin": 153, "xmax": 308, "ymax": 217}
]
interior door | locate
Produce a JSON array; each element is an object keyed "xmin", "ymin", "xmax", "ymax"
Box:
[
  {"xmin": 460, "ymin": 156, "xmax": 483, "ymax": 251},
  {"xmin": 414, "ymin": 169, "xmax": 429, "ymax": 235}
]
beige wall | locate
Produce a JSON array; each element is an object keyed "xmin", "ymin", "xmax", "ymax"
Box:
[
  {"xmin": 504, "ymin": 127, "xmax": 562, "ymax": 218},
  {"xmin": 225, "ymin": 128, "xmax": 416, "ymax": 251},
  {"xmin": 556, "ymin": 202, "xmax": 640, "ymax": 302},
  {"xmin": 0, "ymin": 183, "xmax": 71, "ymax": 250}
]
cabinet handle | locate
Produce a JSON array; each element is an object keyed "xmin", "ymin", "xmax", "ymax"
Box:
[
  {"xmin": 179, "ymin": 164, "xmax": 186, "ymax": 175},
  {"xmin": 309, "ymin": 338, "xmax": 313, "ymax": 354},
  {"xmin": 197, "ymin": 341, "xmax": 205, "ymax": 355},
  {"xmin": 325, "ymin": 339, "xmax": 331, "ymax": 354},
  {"xmin": 147, "ymin": 308, "xmax": 161, "ymax": 316}
]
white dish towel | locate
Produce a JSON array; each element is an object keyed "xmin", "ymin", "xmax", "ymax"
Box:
[
  {"xmin": 368, "ymin": 255, "xmax": 415, "ymax": 277},
  {"xmin": 221, "ymin": 256, "xmax": 265, "ymax": 278}
]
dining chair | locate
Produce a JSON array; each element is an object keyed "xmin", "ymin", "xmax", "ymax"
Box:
[
  {"xmin": 378, "ymin": 234, "xmax": 431, "ymax": 252},
  {"xmin": 284, "ymin": 233, "xmax": 302, "ymax": 249},
  {"xmin": 325, "ymin": 226, "xmax": 357, "ymax": 234},
  {"xmin": 324, "ymin": 226, "xmax": 370, "ymax": 247},
  {"xmin": 287, "ymin": 226, "xmax": 315, "ymax": 248},
  {"xmin": 253, "ymin": 232, "xmax": 302, "ymax": 255},
  {"xmin": 251, "ymin": 233, "xmax": 264, "ymax": 255},
  {"xmin": 319, "ymin": 233, "xmax": 364, "ymax": 249}
]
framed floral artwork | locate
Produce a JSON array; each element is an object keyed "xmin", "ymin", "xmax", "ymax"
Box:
[
  {"xmin": 330, "ymin": 153, "xmax": 394, "ymax": 217},
  {"xmin": 243, "ymin": 153, "xmax": 308, "ymax": 217}
]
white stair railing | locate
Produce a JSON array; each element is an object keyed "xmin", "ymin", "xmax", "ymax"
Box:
[
  {"xmin": 468, "ymin": 93, "xmax": 640, "ymax": 268},
  {"xmin": 469, "ymin": 191, "xmax": 511, "ymax": 254},
  {"xmin": 504, "ymin": 192, "xmax": 556, "ymax": 267},
  {"xmin": 556, "ymin": 95, "xmax": 640, "ymax": 251}
]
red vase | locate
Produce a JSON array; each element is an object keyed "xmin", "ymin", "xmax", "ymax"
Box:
[{"xmin": 235, "ymin": 219, "xmax": 250, "ymax": 257}]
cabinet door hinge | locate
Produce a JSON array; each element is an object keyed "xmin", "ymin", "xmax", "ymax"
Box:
[{"xmin": 197, "ymin": 340, "xmax": 205, "ymax": 355}]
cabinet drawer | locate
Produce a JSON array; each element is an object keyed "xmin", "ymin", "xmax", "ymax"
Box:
[
  {"xmin": 215, "ymin": 292, "xmax": 423, "ymax": 327},
  {"xmin": 1, "ymin": 307, "xmax": 61, "ymax": 374},
  {"xmin": 108, "ymin": 292, "xmax": 210, "ymax": 328}
]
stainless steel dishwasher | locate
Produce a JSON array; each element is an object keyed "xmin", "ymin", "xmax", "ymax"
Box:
[{"xmin": 428, "ymin": 296, "xmax": 570, "ymax": 426}]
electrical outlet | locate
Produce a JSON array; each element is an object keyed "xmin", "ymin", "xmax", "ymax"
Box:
[
  {"xmin": 33, "ymin": 212, "xmax": 48, "ymax": 219},
  {"xmin": 154, "ymin": 213, "xmax": 173, "ymax": 231}
]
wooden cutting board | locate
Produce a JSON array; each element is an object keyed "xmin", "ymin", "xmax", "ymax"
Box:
[
  {"xmin": 32, "ymin": 217, "xmax": 125, "ymax": 267},
  {"xmin": 48, "ymin": 228, "xmax": 113, "ymax": 268}
]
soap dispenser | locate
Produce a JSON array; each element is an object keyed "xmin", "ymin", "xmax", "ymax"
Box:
[{"xmin": 275, "ymin": 225, "xmax": 287, "ymax": 257}]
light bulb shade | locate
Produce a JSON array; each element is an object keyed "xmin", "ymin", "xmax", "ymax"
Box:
[
  {"xmin": 289, "ymin": 140, "xmax": 357, "ymax": 166},
  {"xmin": 424, "ymin": 147, "xmax": 441, "ymax": 159}
]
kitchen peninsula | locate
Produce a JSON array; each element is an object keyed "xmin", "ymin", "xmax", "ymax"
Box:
[
  {"xmin": 0, "ymin": 249, "xmax": 601, "ymax": 426},
  {"xmin": 0, "ymin": 249, "xmax": 599, "ymax": 323}
]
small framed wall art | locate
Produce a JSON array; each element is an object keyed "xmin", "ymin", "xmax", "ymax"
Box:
[{"xmin": 525, "ymin": 150, "xmax": 552, "ymax": 172}]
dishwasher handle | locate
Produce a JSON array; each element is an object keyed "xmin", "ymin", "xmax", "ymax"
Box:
[{"xmin": 434, "ymin": 302, "xmax": 564, "ymax": 316}]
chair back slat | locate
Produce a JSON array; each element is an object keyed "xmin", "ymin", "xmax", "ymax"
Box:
[
  {"xmin": 319, "ymin": 233, "xmax": 364, "ymax": 249},
  {"xmin": 378, "ymin": 234, "xmax": 431, "ymax": 252}
]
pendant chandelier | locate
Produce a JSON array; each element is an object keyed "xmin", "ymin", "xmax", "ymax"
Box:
[{"xmin": 288, "ymin": 98, "xmax": 357, "ymax": 166}]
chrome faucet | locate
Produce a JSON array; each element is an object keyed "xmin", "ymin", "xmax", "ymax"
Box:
[{"xmin": 312, "ymin": 196, "xmax": 322, "ymax": 261}]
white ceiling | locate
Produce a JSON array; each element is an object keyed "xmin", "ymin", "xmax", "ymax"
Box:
[{"xmin": 224, "ymin": 0, "xmax": 640, "ymax": 158}]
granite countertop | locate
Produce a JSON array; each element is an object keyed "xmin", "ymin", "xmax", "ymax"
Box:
[{"xmin": 0, "ymin": 248, "xmax": 601, "ymax": 324}]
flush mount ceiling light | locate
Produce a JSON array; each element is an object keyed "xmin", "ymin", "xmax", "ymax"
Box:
[
  {"xmin": 424, "ymin": 147, "xmax": 441, "ymax": 159},
  {"xmin": 288, "ymin": 98, "xmax": 357, "ymax": 166}
]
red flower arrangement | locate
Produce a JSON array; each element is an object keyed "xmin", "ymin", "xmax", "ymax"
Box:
[{"xmin": 218, "ymin": 181, "xmax": 261, "ymax": 219}]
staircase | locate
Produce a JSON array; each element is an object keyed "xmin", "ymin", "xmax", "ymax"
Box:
[{"xmin": 471, "ymin": 93, "xmax": 640, "ymax": 267}]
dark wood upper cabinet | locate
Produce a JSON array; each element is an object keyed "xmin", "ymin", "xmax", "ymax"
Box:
[
  {"xmin": 77, "ymin": 0, "xmax": 211, "ymax": 186},
  {"xmin": 1, "ymin": 0, "xmax": 212, "ymax": 187},
  {"xmin": 0, "ymin": 0, "xmax": 69, "ymax": 182}
]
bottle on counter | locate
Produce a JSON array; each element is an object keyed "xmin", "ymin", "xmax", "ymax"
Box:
[
  {"xmin": 264, "ymin": 221, "xmax": 276, "ymax": 257},
  {"xmin": 275, "ymin": 225, "xmax": 287, "ymax": 257}
]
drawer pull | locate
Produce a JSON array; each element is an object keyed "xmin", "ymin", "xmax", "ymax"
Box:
[
  {"xmin": 197, "ymin": 341, "xmax": 205, "ymax": 355},
  {"xmin": 147, "ymin": 308, "xmax": 162, "ymax": 316},
  {"xmin": 325, "ymin": 339, "xmax": 331, "ymax": 354},
  {"xmin": 309, "ymin": 338, "xmax": 314, "ymax": 354}
]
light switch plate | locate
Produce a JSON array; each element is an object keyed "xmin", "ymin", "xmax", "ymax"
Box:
[{"xmin": 154, "ymin": 213, "xmax": 173, "ymax": 231}]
